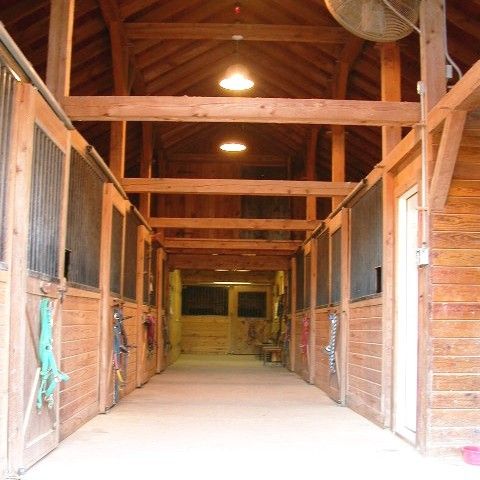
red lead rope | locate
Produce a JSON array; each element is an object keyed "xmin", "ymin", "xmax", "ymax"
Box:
[{"xmin": 300, "ymin": 315, "xmax": 310, "ymax": 356}]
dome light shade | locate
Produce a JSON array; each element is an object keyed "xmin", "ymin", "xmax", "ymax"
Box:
[
  {"xmin": 220, "ymin": 142, "xmax": 247, "ymax": 152},
  {"xmin": 219, "ymin": 63, "xmax": 254, "ymax": 91}
]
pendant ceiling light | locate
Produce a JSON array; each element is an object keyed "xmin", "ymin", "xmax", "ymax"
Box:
[
  {"xmin": 219, "ymin": 63, "xmax": 254, "ymax": 91},
  {"xmin": 219, "ymin": 141, "xmax": 247, "ymax": 152}
]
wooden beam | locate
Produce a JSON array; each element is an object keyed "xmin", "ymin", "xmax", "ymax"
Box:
[
  {"xmin": 125, "ymin": 23, "xmax": 349, "ymax": 43},
  {"xmin": 420, "ymin": 0, "xmax": 447, "ymax": 110},
  {"xmin": 46, "ymin": 0, "xmax": 75, "ymax": 99},
  {"xmin": 381, "ymin": 43, "xmax": 402, "ymax": 157},
  {"xmin": 168, "ymin": 254, "xmax": 289, "ymax": 271},
  {"xmin": 161, "ymin": 238, "xmax": 301, "ymax": 252},
  {"xmin": 430, "ymin": 110, "xmax": 467, "ymax": 211},
  {"xmin": 331, "ymin": 125, "xmax": 345, "ymax": 210},
  {"xmin": 122, "ymin": 178, "xmax": 357, "ymax": 197},
  {"xmin": 149, "ymin": 217, "xmax": 318, "ymax": 231},
  {"xmin": 139, "ymin": 122, "xmax": 153, "ymax": 218},
  {"xmin": 62, "ymin": 96, "xmax": 420, "ymax": 127},
  {"xmin": 333, "ymin": 37, "xmax": 365, "ymax": 100},
  {"xmin": 380, "ymin": 60, "xmax": 480, "ymax": 173},
  {"xmin": 99, "ymin": 0, "xmax": 129, "ymax": 179}
]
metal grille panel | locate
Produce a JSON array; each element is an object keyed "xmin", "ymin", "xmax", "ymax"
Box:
[
  {"xmin": 182, "ymin": 286, "xmax": 228, "ymax": 316},
  {"xmin": 316, "ymin": 231, "xmax": 329, "ymax": 307},
  {"xmin": 143, "ymin": 240, "xmax": 150, "ymax": 305},
  {"xmin": 238, "ymin": 291, "xmax": 267, "ymax": 318},
  {"xmin": 295, "ymin": 251, "xmax": 304, "ymax": 311},
  {"xmin": 110, "ymin": 207, "xmax": 123, "ymax": 295},
  {"xmin": 28, "ymin": 125, "xmax": 64, "ymax": 279},
  {"xmin": 0, "ymin": 61, "xmax": 16, "ymax": 264},
  {"xmin": 66, "ymin": 149, "xmax": 105, "ymax": 289},
  {"xmin": 331, "ymin": 229, "xmax": 342, "ymax": 304},
  {"xmin": 123, "ymin": 210, "xmax": 140, "ymax": 301},
  {"xmin": 350, "ymin": 181, "xmax": 383, "ymax": 300}
]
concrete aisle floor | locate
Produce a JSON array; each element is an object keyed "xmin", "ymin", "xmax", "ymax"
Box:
[{"xmin": 25, "ymin": 354, "xmax": 478, "ymax": 480}]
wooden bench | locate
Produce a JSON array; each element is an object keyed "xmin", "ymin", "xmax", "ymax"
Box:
[{"xmin": 262, "ymin": 345, "xmax": 283, "ymax": 365}]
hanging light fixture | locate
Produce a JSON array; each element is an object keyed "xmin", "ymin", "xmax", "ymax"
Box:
[
  {"xmin": 219, "ymin": 32, "xmax": 254, "ymax": 91},
  {"xmin": 219, "ymin": 141, "xmax": 247, "ymax": 152}
]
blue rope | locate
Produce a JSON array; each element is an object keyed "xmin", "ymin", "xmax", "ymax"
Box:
[{"xmin": 36, "ymin": 298, "xmax": 69, "ymax": 410}]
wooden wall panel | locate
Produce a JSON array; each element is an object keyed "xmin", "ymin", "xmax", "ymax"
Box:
[
  {"xmin": 427, "ymin": 141, "xmax": 480, "ymax": 455},
  {"xmin": 0, "ymin": 277, "xmax": 9, "ymax": 476},
  {"xmin": 346, "ymin": 297, "xmax": 384, "ymax": 426},
  {"xmin": 139, "ymin": 306, "xmax": 157, "ymax": 385},
  {"xmin": 181, "ymin": 316, "xmax": 230, "ymax": 354},
  {"xmin": 59, "ymin": 289, "xmax": 100, "ymax": 439}
]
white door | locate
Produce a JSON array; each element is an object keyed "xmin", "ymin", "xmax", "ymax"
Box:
[{"xmin": 394, "ymin": 186, "xmax": 419, "ymax": 443}]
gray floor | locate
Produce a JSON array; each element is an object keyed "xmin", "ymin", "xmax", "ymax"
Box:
[{"xmin": 24, "ymin": 355, "xmax": 479, "ymax": 479}]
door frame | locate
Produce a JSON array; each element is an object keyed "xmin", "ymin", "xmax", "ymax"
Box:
[{"xmin": 393, "ymin": 184, "xmax": 419, "ymax": 444}]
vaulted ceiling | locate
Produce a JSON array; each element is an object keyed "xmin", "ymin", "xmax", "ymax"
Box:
[{"xmin": 1, "ymin": 0, "xmax": 479, "ymax": 204}]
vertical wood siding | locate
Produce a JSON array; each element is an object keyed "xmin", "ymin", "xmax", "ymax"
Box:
[
  {"xmin": 121, "ymin": 302, "xmax": 138, "ymax": 397},
  {"xmin": 347, "ymin": 298, "xmax": 384, "ymax": 425},
  {"xmin": 428, "ymin": 142, "xmax": 480, "ymax": 454},
  {"xmin": 59, "ymin": 291, "xmax": 100, "ymax": 439},
  {"xmin": 0, "ymin": 279, "xmax": 8, "ymax": 475}
]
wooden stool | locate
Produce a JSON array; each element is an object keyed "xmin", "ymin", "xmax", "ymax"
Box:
[{"xmin": 262, "ymin": 345, "xmax": 283, "ymax": 365}]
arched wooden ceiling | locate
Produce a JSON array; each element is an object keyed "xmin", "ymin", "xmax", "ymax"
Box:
[{"xmin": 1, "ymin": 0, "xmax": 478, "ymax": 186}]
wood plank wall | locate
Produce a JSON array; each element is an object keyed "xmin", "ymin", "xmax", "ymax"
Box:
[
  {"xmin": 428, "ymin": 141, "xmax": 480, "ymax": 454},
  {"xmin": 138, "ymin": 306, "xmax": 157, "ymax": 385},
  {"xmin": 0, "ymin": 275, "xmax": 9, "ymax": 476},
  {"xmin": 347, "ymin": 297, "xmax": 384, "ymax": 426},
  {"xmin": 294, "ymin": 311, "xmax": 310, "ymax": 382},
  {"xmin": 59, "ymin": 289, "xmax": 100, "ymax": 439},
  {"xmin": 181, "ymin": 316, "xmax": 230, "ymax": 354}
]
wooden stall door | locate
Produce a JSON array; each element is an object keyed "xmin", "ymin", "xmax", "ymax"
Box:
[
  {"xmin": 394, "ymin": 185, "xmax": 419, "ymax": 443},
  {"xmin": 230, "ymin": 286, "xmax": 271, "ymax": 354},
  {"xmin": 99, "ymin": 185, "xmax": 126, "ymax": 412},
  {"xmin": 12, "ymin": 93, "xmax": 71, "ymax": 471}
]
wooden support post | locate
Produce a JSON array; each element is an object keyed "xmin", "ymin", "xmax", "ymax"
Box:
[
  {"xmin": 420, "ymin": 0, "xmax": 447, "ymax": 111},
  {"xmin": 381, "ymin": 173, "xmax": 394, "ymax": 426},
  {"xmin": 155, "ymin": 248, "xmax": 166, "ymax": 373},
  {"xmin": 306, "ymin": 127, "xmax": 318, "ymax": 225},
  {"xmin": 308, "ymin": 241, "xmax": 317, "ymax": 385},
  {"xmin": 99, "ymin": 0, "xmax": 129, "ymax": 180},
  {"xmin": 46, "ymin": 0, "xmax": 75, "ymax": 100},
  {"xmin": 139, "ymin": 123, "xmax": 153, "ymax": 218},
  {"xmin": 381, "ymin": 43, "xmax": 402, "ymax": 157},
  {"xmin": 289, "ymin": 257, "xmax": 296, "ymax": 372},
  {"xmin": 331, "ymin": 125, "xmax": 345, "ymax": 210}
]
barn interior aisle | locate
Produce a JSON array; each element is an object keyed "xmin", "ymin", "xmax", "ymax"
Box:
[{"xmin": 23, "ymin": 355, "xmax": 478, "ymax": 480}]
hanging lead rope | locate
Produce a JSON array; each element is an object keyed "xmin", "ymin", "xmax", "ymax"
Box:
[
  {"xmin": 323, "ymin": 312, "xmax": 339, "ymax": 374},
  {"xmin": 143, "ymin": 314, "xmax": 156, "ymax": 357},
  {"xmin": 36, "ymin": 298, "xmax": 69, "ymax": 410},
  {"xmin": 113, "ymin": 305, "xmax": 129, "ymax": 404}
]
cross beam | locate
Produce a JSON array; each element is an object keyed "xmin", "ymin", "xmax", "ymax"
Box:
[
  {"xmin": 62, "ymin": 96, "xmax": 420, "ymax": 127},
  {"xmin": 122, "ymin": 178, "xmax": 357, "ymax": 197}
]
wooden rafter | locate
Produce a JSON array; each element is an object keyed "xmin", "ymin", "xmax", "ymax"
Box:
[
  {"xmin": 121, "ymin": 178, "xmax": 357, "ymax": 197},
  {"xmin": 149, "ymin": 217, "xmax": 317, "ymax": 231},
  {"xmin": 125, "ymin": 23, "xmax": 348, "ymax": 43},
  {"xmin": 168, "ymin": 153, "xmax": 287, "ymax": 166},
  {"xmin": 62, "ymin": 96, "xmax": 420, "ymax": 126},
  {"xmin": 429, "ymin": 110, "xmax": 467, "ymax": 211}
]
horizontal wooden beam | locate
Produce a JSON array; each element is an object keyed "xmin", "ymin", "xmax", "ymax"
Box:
[
  {"xmin": 123, "ymin": 178, "xmax": 356, "ymax": 197},
  {"xmin": 125, "ymin": 22, "xmax": 349, "ymax": 43},
  {"xmin": 161, "ymin": 238, "xmax": 301, "ymax": 252},
  {"xmin": 149, "ymin": 217, "xmax": 318, "ymax": 230},
  {"xmin": 168, "ymin": 254, "xmax": 289, "ymax": 271},
  {"xmin": 181, "ymin": 270, "xmax": 277, "ymax": 284},
  {"xmin": 168, "ymin": 153, "xmax": 287, "ymax": 166},
  {"xmin": 62, "ymin": 96, "xmax": 420, "ymax": 126}
]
